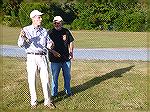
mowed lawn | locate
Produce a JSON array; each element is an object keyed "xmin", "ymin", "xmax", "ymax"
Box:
[
  {"xmin": 0, "ymin": 25, "xmax": 149, "ymax": 48},
  {"xmin": 0, "ymin": 56, "xmax": 149, "ymax": 111},
  {"xmin": 1, "ymin": 25, "xmax": 149, "ymax": 112}
]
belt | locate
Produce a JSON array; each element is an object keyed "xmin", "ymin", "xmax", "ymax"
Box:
[{"xmin": 27, "ymin": 52, "xmax": 46, "ymax": 55}]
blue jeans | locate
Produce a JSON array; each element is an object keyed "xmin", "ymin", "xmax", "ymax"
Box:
[{"xmin": 50, "ymin": 61, "xmax": 71, "ymax": 96}]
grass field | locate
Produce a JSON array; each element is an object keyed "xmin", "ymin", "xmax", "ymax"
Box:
[
  {"xmin": 1, "ymin": 25, "xmax": 150, "ymax": 112},
  {"xmin": 73, "ymin": 31, "xmax": 149, "ymax": 48},
  {"xmin": 0, "ymin": 56, "xmax": 149, "ymax": 111},
  {"xmin": 0, "ymin": 25, "xmax": 149, "ymax": 48}
]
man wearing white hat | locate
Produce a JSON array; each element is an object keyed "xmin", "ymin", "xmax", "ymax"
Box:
[
  {"xmin": 17, "ymin": 10, "xmax": 55, "ymax": 109},
  {"xmin": 48, "ymin": 16, "xmax": 74, "ymax": 98}
]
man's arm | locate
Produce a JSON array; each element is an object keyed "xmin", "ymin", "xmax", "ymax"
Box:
[
  {"xmin": 49, "ymin": 49, "xmax": 61, "ymax": 58},
  {"xmin": 69, "ymin": 41, "xmax": 74, "ymax": 59},
  {"xmin": 17, "ymin": 29, "xmax": 30, "ymax": 47},
  {"xmin": 47, "ymin": 36, "xmax": 61, "ymax": 58}
]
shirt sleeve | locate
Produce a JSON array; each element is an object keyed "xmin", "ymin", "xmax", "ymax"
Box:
[
  {"xmin": 17, "ymin": 27, "xmax": 29, "ymax": 47},
  {"xmin": 46, "ymin": 33, "xmax": 54, "ymax": 49},
  {"xmin": 17, "ymin": 29, "xmax": 25, "ymax": 47},
  {"xmin": 67, "ymin": 29, "xmax": 74, "ymax": 43}
]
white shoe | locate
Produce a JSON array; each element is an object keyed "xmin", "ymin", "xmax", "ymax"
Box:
[
  {"xmin": 44, "ymin": 102, "xmax": 56, "ymax": 109},
  {"xmin": 31, "ymin": 101, "xmax": 38, "ymax": 109}
]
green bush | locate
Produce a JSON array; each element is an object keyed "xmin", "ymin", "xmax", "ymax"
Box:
[
  {"xmin": 71, "ymin": 19, "xmax": 85, "ymax": 30},
  {"xmin": 0, "ymin": 14, "xmax": 4, "ymax": 24},
  {"xmin": 2, "ymin": 2, "xmax": 20, "ymax": 27},
  {"xmin": 114, "ymin": 8, "xmax": 146, "ymax": 32},
  {"xmin": 146, "ymin": 8, "xmax": 150, "ymax": 31},
  {"xmin": 2, "ymin": 15, "xmax": 20, "ymax": 27},
  {"xmin": 18, "ymin": 2, "xmax": 76, "ymax": 29},
  {"xmin": 63, "ymin": 24, "xmax": 72, "ymax": 30},
  {"xmin": 1, "ymin": 0, "xmax": 149, "ymax": 31},
  {"xmin": 71, "ymin": 2, "xmax": 118, "ymax": 30},
  {"xmin": 18, "ymin": 2, "xmax": 53, "ymax": 28},
  {"xmin": 50, "ymin": 3, "xmax": 77, "ymax": 24}
]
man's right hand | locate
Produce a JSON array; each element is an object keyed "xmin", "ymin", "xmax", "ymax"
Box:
[
  {"xmin": 50, "ymin": 50, "xmax": 61, "ymax": 58},
  {"xmin": 20, "ymin": 30, "xmax": 29, "ymax": 43}
]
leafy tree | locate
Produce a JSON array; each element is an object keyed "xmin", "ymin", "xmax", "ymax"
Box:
[
  {"xmin": 2, "ymin": 0, "xmax": 23, "ymax": 26},
  {"xmin": 0, "ymin": 0, "xmax": 3, "ymax": 10},
  {"xmin": 146, "ymin": 1, "xmax": 150, "ymax": 31},
  {"xmin": 71, "ymin": 2, "xmax": 118, "ymax": 30},
  {"xmin": 18, "ymin": 2, "xmax": 53, "ymax": 28},
  {"xmin": 113, "ymin": 2, "xmax": 147, "ymax": 32},
  {"xmin": 2, "ymin": 0, "xmax": 23, "ymax": 16},
  {"xmin": 50, "ymin": 2, "xmax": 77, "ymax": 24},
  {"xmin": 1, "ymin": 0, "xmax": 149, "ymax": 31},
  {"xmin": 111, "ymin": 0, "xmax": 139, "ymax": 10}
]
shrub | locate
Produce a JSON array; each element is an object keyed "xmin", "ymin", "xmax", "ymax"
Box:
[
  {"xmin": 146, "ymin": 8, "xmax": 150, "ymax": 31},
  {"xmin": 3, "ymin": 15, "xmax": 20, "ymax": 27},
  {"xmin": 18, "ymin": 2, "xmax": 53, "ymax": 28},
  {"xmin": 114, "ymin": 8, "xmax": 146, "ymax": 32}
]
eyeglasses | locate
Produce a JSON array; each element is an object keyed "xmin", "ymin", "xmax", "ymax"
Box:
[{"xmin": 54, "ymin": 22, "xmax": 61, "ymax": 25}]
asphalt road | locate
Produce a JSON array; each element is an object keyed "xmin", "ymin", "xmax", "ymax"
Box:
[{"xmin": 0, "ymin": 45, "xmax": 149, "ymax": 61}]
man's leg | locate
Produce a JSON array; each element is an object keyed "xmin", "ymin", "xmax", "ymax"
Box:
[
  {"xmin": 39, "ymin": 56, "xmax": 51, "ymax": 105},
  {"xmin": 62, "ymin": 61, "xmax": 71, "ymax": 95},
  {"xmin": 26, "ymin": 55, "xmax": 37, "ymax": 106},
  {"xmin": 50, "ymin": 62, "xmax": 61, "ymax": 96}
]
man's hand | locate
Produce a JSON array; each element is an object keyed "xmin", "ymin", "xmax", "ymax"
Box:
[
  {"xmin": 50, "ymin": 50, "xmax": 61, "ymax": 58},
  {"xmin": 69, "ymin": 52, "xmax": 73, "ymax": 59},
  {"xmin": 20, "ymin": 30, "xmax": 29, "ymax": 43},
  {"xmin": 47, "ymin": 40, "xmax": 54, "ymax": 50}
]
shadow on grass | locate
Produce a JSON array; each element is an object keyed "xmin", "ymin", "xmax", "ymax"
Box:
[
  {"xmin": 52, "ymin": 65, "xmax": 135, "ymax": 103},
  {"xmin": 71, "ymin": 65, "xmax": 135, "ymax": 94}
]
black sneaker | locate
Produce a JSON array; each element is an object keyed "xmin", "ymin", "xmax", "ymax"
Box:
[{"xmin": 67, "ymin": 92, "xmax": 73, "ymax": 97}]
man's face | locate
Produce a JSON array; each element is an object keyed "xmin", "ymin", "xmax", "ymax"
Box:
[
  {"xmin": 32, "ymin": 15, "xmax": 42, "ymax": 26},
  {"xmin": 53, "ymin": 21, "xmax": 62, "ymax": 30}
]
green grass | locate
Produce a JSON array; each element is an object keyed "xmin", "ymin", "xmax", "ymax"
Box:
[
  {"xmin": 0, "ymin": 25, "xmax": 149, "ymax": 48},
  {"xmin": 1, "ymin": 56, "xmax": 149, "ymax": 111},
  {"xmin": 73, "ymin": 31, "xmax": 149, "ymax": 48},
  {"xmin": 0, "ymin": 25, "xmax": 20, "ymax": 45}
]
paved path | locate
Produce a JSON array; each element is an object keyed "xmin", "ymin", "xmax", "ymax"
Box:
[{"xmin": 0, "ymin": 45, "xmax": 149, "ymax": 61}]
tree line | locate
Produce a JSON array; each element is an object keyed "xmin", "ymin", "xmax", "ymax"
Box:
[{"xmin": 1, "ymin": 0, "xmax": 150, "ymax": 31}]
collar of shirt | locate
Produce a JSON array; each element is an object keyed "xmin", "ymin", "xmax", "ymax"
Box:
[{"xmin": 31, "ymin": 25, "xmax": 42, "ymax": 31}]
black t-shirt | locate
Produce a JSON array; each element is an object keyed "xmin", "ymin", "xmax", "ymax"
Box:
[{"xmin": 48, "ymin": 27, "xmax": 74, "ymax": 62}]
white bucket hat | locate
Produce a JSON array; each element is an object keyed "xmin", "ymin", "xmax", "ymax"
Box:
[{"xmin": 30, "ymin": 10, "xmax": 43, "ymax": 18}]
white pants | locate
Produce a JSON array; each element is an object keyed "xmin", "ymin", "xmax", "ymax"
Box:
[{"xmin": 26, "ymin": 54, "xmax": 51, "ymax": 106}]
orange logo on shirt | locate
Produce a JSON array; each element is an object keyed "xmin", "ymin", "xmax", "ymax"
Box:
[{"xmin": 63, "ymin": 35, "xmax": 66, "ymax": 41}]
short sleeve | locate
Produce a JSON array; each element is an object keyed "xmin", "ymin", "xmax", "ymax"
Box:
[
  {"xmin": 67, "ymin": 29, "xmax": 74, "ymax": 43},
  {"xmin": 46, "ymin": 32, "xmax": 54, "ymax": 49}
]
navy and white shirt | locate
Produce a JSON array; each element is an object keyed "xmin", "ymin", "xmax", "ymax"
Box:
[{"xmin": 18, "ymin": 25, "xmax": 52, "ymax": 53}]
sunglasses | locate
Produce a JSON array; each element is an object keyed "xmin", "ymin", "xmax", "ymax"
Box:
[{"xmin": 54, "ymin": 22, "xmax": 61, "ymax": 25}]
